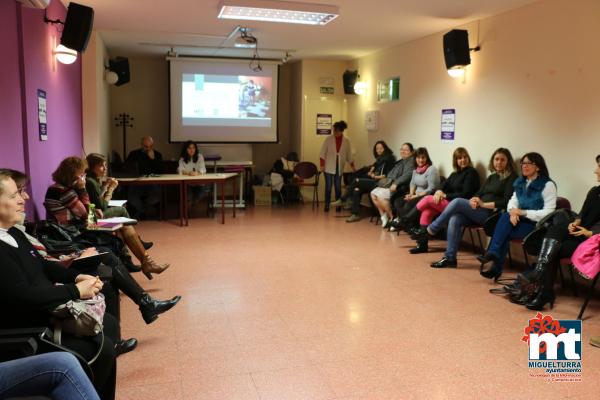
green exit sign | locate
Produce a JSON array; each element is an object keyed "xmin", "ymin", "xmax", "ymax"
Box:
[{"xmin": 320, "ymin": 87, "xmax": 334, "ymax": 94}]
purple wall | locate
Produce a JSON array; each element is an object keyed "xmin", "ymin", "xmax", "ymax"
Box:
[
  {"xmin": 0, "ymin": 0, "xmax": 25, "ymax": 172},
  {"xmin": 0, "ymin": 0, "xmax": 83, "ymax": 219}
]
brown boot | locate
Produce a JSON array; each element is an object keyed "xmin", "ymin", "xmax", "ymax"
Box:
[{"xmin": 141, "ymin": 254, "xmax": 170, "ymax": 280}]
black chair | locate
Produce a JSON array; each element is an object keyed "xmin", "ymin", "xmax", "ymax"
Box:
[{"xmin": 292, "ymin": 162, "xmax": 321, "ymax": 209}]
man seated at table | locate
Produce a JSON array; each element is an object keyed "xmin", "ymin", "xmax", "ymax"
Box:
[{"xmin": 125, "ymin": 136, "xmax": 163, "ymax": 219}]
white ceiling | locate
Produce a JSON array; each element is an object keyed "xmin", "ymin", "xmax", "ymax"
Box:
[{"xmin": 75, "ymin": 0, "xmax": 541, "ymax": 60}]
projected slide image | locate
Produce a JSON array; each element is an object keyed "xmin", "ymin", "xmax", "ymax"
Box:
[{"xmin": 182, "ymin": 74, "xmax": 272, "ymax": 126}]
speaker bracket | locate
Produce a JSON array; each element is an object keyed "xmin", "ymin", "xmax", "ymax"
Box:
[{"xmin": 43, "ymin": 10, "xmax": 64, "ymax": 25}]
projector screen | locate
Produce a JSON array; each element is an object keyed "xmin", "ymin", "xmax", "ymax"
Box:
[{"xmin": 169, "ymin": 58, "xmax": 279, "ymax": 143}]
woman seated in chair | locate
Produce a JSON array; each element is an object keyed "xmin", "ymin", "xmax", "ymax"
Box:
[
  {"xmin": 0, "ymin": 171, "xmax": 118, "ymax": 400},
  {"xmin": 515, "ymin": 154, "xmax": 600, "ymax": 310},
  {"xmin": 331, "ymin": 140, "xmax": 397, "ymax": 221},
  {"xmin": 177, "ymin": 141, "xmax": 211, "ymax": 203},
  {"xmin": 388, "ymin": 147, "xmax": 439, "ymax": 232},
  {"xmin": 478, "ymin": 152, "xmax": 557, "ymax": 281},
  {"xmin": 419, "ymin": 148, "xmax": 517, "ymax": 268},
  {"xmin": 0, "ymin": 353, "xmax": 100, "ymax": 400},
  {"xmin": 369, "ymin": 143, "xmax": 417, "ymax": 227},
  {"xmin": 8, "ymin": 169, "xmax": 180, "ymax": 326},
  {"xmin": 409, "ymin": 147, "xmax": 480, "ymax": 254},
  {"xmin": 44, "ymin": 157, "xmax": 169, "ymax": 280}
]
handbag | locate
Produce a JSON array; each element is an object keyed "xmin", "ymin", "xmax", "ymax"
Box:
[
  {"xmin": 571, "ymin": 234, "xmax": 600, "ymax": 280},
  {"xmin": 50, "ymin": 293, "xmax": 106, "ymax": 342}
]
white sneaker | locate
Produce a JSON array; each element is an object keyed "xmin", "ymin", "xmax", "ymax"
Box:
[{"xmin": 381, "ymin": 214, "xmax": 389, "ymax": 228}]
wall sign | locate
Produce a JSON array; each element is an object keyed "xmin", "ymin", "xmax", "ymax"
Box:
[
  {"xmin": 38, "ymin": 89, "xmax": 47, "ymax": 141},
  {"xmin": 316, "ymin": 113, "xmax": 332, "ymax": 135},
  {"xmin": 365, "ymin": 110, "xmax": 379, "ymax": 131},
  {"xmin": 441, "ymin": 108, "xmax": 455, "ymax": 142}
]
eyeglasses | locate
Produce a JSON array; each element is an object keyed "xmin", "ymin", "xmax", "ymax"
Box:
[{"xmin": 520, "ymin": 161, "xmax": 535, "ymax": 166}]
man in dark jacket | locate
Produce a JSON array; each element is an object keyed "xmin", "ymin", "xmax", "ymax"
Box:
[{"xmin": 125, "ymin": 136, "xmax": 163, "ymax": 218}]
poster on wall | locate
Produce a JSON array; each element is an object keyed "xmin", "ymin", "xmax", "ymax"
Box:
[
  {"xmin": 316, "ymin": 113, "xmax": 332, "ymax": 135},
  {"xmin": 441, "ymin": 108, "xmax": 455, "ymax": 143},
  {"xmin": 38, "ymin": 89, "xmax": 47, "ymax": 141}
]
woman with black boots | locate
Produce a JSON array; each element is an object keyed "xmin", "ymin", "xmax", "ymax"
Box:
[
  {"xmin": 9, "ymin": 169, "xmax": 181, "ymax": 326},
  {"xmin": 388, "ymin": 147, "xmax": 439, "ymax": 232},
  {"xmin": 409, "ymin": 147, "xmax": 480, "ymax": 254},
  {"xmin": 517, "ymin": 155, "xmax": 600, "ymax": 310},
  {"xmin": 330, "ymin": 140, "xmax": 396, "ymax": 223},
  {"xmin": 478, "ymin": 152, "xmax": 557, "ymax": 281}
]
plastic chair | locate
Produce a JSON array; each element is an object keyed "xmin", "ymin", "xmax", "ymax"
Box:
[{"xmin": 293, "ymin": 162, "xmax": 321, "ymax": 209}]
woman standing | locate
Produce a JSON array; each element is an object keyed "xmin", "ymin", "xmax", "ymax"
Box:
[
  {"xmin": 478, "ymin": 152, "xmax": 557, "ymax": 280},
  {"xmin": 319, "ymin": 121, "xmax": 355, "ymax": 212}
]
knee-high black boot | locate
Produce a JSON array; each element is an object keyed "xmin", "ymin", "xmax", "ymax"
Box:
[
  {"xmin": 526, "ymin": 259, "xmax": 557, "ymax": 311},
  {"xmin": 518, "ymin": 238, "xmax": 561, "ymax": 285},
  {"xmin": 399, "ymin": 207, "xmax": 421, "ymax": 232},
  {"xmin": 111, "ymin": 261, "xmax": 182, "ymax": 324}
]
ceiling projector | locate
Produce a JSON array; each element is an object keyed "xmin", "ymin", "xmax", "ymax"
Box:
[{"xmin": 235, "ymin": 29, "xmax": 257, "ymax": 48}]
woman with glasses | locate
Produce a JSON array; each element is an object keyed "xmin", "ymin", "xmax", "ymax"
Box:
[
  {"xmin": 478, "ymin": 152, "xmax": 557, "ymax": 280},
  {"xmin": 516, "ymin": 155, "xmax": 600, "ymax": 310},
  {"xmin": 44, "ymin": 157, "xmax": 170, "ymax": 280}
]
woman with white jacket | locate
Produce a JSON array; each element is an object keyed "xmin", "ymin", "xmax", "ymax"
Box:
[{"xmin": 319, "ymin": 121, "xmax": 355, "ymax": 212}]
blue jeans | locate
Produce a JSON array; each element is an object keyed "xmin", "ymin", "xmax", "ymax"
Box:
[
  {"xmin": 428, "ymin": 198, "xmax": 491, "ymax": 259},
  {"xmin": 324, "ymin": 173, "xmax": 342, "ymax": 206},
  {"xmin": 0, "ymin": 352, "xmax": 100, "ymax": 400},
  {"xmin": 487, "ymin": 212, "xmax": 536, "ymax": 274}
]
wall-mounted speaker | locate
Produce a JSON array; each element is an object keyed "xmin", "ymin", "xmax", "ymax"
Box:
[
  {"xmin": 60, "ymin": 2, "xmax": 94, "ymax": 53},
  {"xmin": 343, "ymin": 70, "xmax": 358, "ymax": 95},
  {"xmin": 109, "ymin": 57, "xmax": 130, "ymax": 86},
  {"xmin": 443, "ymin": 29, "xmax": 470, "ymax": 69}
]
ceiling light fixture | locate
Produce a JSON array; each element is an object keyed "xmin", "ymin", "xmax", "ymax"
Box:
[{"xmin": 218, "ymin": 0, "xmax": 339, "ymax": 25}]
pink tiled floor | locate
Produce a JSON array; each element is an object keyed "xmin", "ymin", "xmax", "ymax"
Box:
[{"xmin": 116, "ymin": 206, "xmax": 600, "ymax": 399}]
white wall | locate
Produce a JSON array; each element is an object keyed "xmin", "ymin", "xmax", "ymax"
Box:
[
  {"xmin": 82, "ymin": 32, "xmax": 111, "ymax": 156},
  {"xmin": 346, "ymin": 0, "xmax": 600, "ymax": 210}
]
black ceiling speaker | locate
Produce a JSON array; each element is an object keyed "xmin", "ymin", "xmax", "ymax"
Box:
[
  {"xmin": 343, "ymin": 70, "xmax": 358, "ymax": 95},
  {"xmin": 443, "ymin": 29, "xmax": 471, "ymax": 70},
  {"xmin": 60, "ymin": 2, "xmax": 94, "ymax": 53},
  {"xmin": 109, "ymin": 57, "xmax": 130, "ymax": 86}
]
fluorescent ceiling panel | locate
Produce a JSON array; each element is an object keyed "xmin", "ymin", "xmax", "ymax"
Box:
[{"xmin": 218, "ymin": 0, "xmax": 339, "ymax": 25}]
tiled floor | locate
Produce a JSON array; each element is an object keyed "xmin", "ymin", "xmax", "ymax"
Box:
[{"xmin": 116, "ymin": 206, "xmax": 600, "ymax": 399}]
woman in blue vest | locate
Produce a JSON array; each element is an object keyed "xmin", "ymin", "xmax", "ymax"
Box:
[{"xmin": 478, "ymin": 152, "xmax": 557, "ymax": 280}]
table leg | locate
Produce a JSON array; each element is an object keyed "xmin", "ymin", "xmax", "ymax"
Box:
[
  {"xmin": 182, "ymin": 182, "xmax": 188, "ymax": 226},
  {"xmin": 232, "ymin": 176, "xmax": 236, "ymax": 218},
  {"xmin": 220, "ymin": 181, "xmax": 225, "ymax": 224}
]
